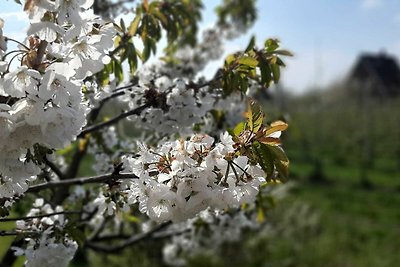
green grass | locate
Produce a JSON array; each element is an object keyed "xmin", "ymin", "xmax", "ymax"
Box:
[
  {"xmin": 0, "ymin": 221, "xmax": 15, "ymax": 260},
  {"xmin": 0, "ymin": 213, "xmax": 20, "ymax": 266},
  {"xmin": 280, "ymin": 161, "xmax": 400, "ymax": 267}
]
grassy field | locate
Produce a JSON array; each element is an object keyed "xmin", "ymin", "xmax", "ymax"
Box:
[
  {"xmin": 283, "ymin": 160, "xmax": 400, "ymax": 267},
  {"xmin": 188, "ymin": 159, "xmax": 400, "ymax": 267}
]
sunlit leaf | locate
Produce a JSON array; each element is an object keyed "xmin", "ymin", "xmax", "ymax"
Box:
[
  {"xmin": 265, "ymin": 38, "xmax": 279, "ymax": 52},
  {"xmin": 238, "ymin": 56, "xmax": 258, "ymax": 68},
  {"xmin": 245, "ymin": 99, "xmax": 264, "ymax": 132},
  {"xmin": 233, "ymin": 121, "xmax": 246, "ymax": 136},
  {"xmin": 264, "ymin": 120, "xmax": 288, "ymax": 137},
  {"xmin": 128, "ymin": 14, "xmax": 141, "ymax": 36}
]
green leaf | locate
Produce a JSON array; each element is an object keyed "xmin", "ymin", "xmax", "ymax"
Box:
[
  {"xmin": 120, "ymin": 18, "xmax": 126, "ymax": 32},
  {"xmin": 245, "ymin": 36, "xmax": 256, "ymax": 52},
  {"xmin": 238, "ymin": 56, "xmax": 258, "ymax": 68},
  {"xmin": 225, "ymin": 54, "xmax": 236, "ymax": 65},
  {"xmin": 154, "ymin": 9, "xmax": 168, "ymax": 28},
  {"xmin": 259, "ymin": 59, "xmax": 272, "ymax": 86},
  {"xmin": 274, "ymin": 159, "xmax": 289, "ymax": 181},
  {"xmin": 149, "ymin": 37, "xmax": 157, "ymax": 55},
  {"xmin": 274, "ymin": 50, "xmax": 293, "ymax": 56},
  {"xmin": 233, "ymin": 121, "xmax": 246, "ymax": 136},
  {"xmin": 265, "ymin": 38, "xmax": 279, "ymax": 52},
  {"xmin": 246, "ymin": 99, "xmax": 264, "ymax": 132},
  {"xmin": 271, "ymin": 64, "xmax": 280, "ymax": 83},
  {"xmin": 252, "ymin": 142, "xmax": 274, "ymax": 179},
  {"xmin": 148, "ymin": 1, "xmax": 160, "ymax": 13},
  {"xmin": 114, "ymin": 60, "xmax": 124, "ymax": 83},
  {"xmin": 128, "ymin": 46, "xmax": 138, "ymax": 74},
  {"xmin": 142, "ymin": 38, "xmax": 151, "ymax": 62},
  {"xmin": 269, "ymin": 145, "xmax": 288, "ymax": 163},
  {"xmin": 269, "ymin": 146, "xmax": 289, "ymax": 180},
  {"xmin": 128, "ymin": 14, "xmax": 141, "ymax": 36}
]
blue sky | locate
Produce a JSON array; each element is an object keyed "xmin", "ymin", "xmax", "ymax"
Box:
[{"xmin": 1, "ymin": 0, "xmax": 399, "ymax": 93}]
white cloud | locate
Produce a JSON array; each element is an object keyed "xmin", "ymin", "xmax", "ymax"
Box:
[{"xmin": 361, "ymin": 0, "xmax": 384, "ymax": 9}]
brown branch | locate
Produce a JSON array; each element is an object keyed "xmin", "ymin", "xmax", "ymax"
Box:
[
  {"xmin": 78, "ymin": 103, "xmax": 150, "ymax": 138},
  {"xmin": 43, "ymin": 157, "xmax": 66, "ymax": 180},
  {"xmin": 86, "ymin": 90, "xmax": 126, "ymax": 125},
  {"xmin": 27, "ymin": 173, "xmax": 138, "ymax": 193}
]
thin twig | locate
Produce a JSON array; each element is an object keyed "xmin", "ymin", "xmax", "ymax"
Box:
[
  {"xmin": 0, "ymin": 211, "xmax": 82, "ymax": 222},
  {"xmin": 4, "ymin": 37, "xmax": 30, "ymax": 50},
  {"xmin": 27, "ymin": 173, "xmax": 138, "ymax": 193},
  {"xmin": 0, "ymin": 230, "xmax": 39, "ymax": 237},
  {"xmin": 112, "ymin": 82, "xmax": 137, "ymax": 93},
  {"xmin": 78, "ymin": 103, "xmax": 150, "ymax": 138},
  {"xmin": 85, "ymin": 90, "xmax": 126, "ymax": 126}
]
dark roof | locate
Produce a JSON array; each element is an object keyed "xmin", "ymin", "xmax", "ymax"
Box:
[{"xmin": 348, "ymin": 53, "xmax": 400, "ymax": 97}]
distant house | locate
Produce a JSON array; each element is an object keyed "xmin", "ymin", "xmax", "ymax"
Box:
[{"xmin": 348, "ymin": 53, "xmax": 400, "ymax": 98}]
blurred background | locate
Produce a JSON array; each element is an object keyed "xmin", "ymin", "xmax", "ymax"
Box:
[
  {"xmin": 252, "ymin": 1, "xmax": 400, "ymax": 266},
  {"xmin": 1, "ymin": 0, "xmax": 400, "ymax": 266}
]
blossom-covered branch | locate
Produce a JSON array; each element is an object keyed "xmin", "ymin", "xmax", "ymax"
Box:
[{"xmin": 0, "ymin": 0, "xmax": 291, "ymax": 266}]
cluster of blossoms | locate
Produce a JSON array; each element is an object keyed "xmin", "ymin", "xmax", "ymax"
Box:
[
  {"xmin": 120, "ymin": 70, "xmax": 250, "ymax": 136},
  {"xmin": 122, "ymin": 132, "xmax": 266, "ymax": 223},
  {"xmin": 122, "ymin": 73, "xmax": 214, "ymax": 135},
  {"xmin": 13, "ymin": 199, "xmax": 77, "ymax": 267},
  {"xmin": 0, "ymin": 0, "xmax": 114, "ymax": 199}
]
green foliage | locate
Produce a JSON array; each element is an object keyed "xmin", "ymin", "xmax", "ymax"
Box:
[
  {"xmin": 221, "ymin": 38, "xmax": 292, "ymax": 95},
  {"xmin": 231, "ymin": 99, "xmax": 289, "ymax": 182},
  {"xmin": 99, "ymin": 0, "xmax": 203, "ymax": 84}
]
